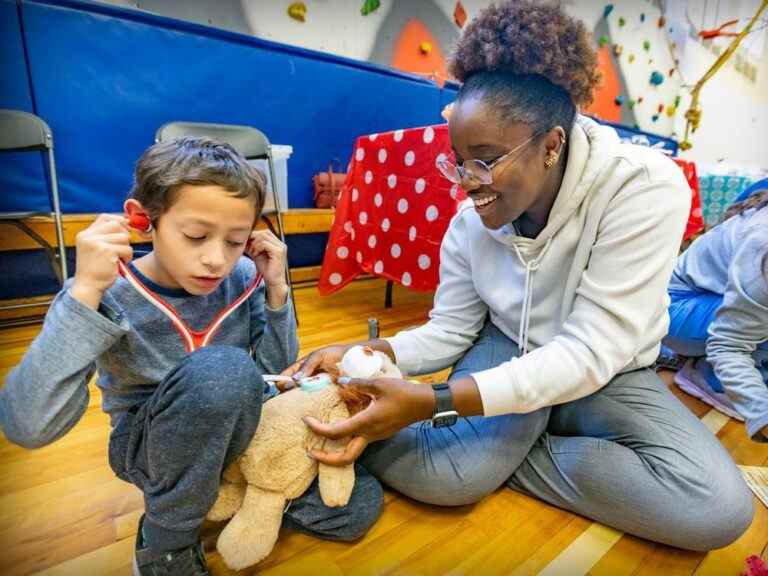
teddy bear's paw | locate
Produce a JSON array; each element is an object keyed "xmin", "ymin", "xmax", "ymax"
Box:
[{"xmin": 207, "ymin": 482, "xmax": 246, "ymax": 522}]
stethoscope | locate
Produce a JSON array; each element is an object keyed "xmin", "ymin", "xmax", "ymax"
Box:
[{"xmin": 122, "ymin": 213, "xmax": 263, "ymax": 354}]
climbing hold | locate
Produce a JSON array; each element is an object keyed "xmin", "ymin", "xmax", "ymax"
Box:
[
  {"xmin": 657, "ymin": 103, "xmax": 664, "ymax": 113},
  {"xmin": 652, "ymin": 114, "xmax": 660, "ymax": 122},
  {"xmin": 628, "ymin": 53, "xmax": 636, "ymax": 63},
  {"xmin": 419, "ymin": 41, "xmax": 432, "ymax": 55},
  {"xmin": 613, "ymin": 44, "xmax": 623, "ymax": 57},
  {"xmin": 638, "ymin": 96, "xmax": 644, "ymax": 103},
  {"xmin": 603, "ymin": 4, "xmax": 614, "ymax": 19},
  {"xmin": 454, "ymin": 1, "xmax": 467, "ymax": 28},
  {"xmin": 658, "ymin": 16, "xmax": 666, "ymax": 28},
  {"xmin": 628, "ymin": 99, "xmax": 636, "ymax": 110},
  {"xmin": 650, "ymin": 70, "xmax": 664, "ymax": 86},
  {"xmin": 361, "ymin": 0, "xmax": 380, "ymax": 16},
  {"xmin": 674, "ymin": 95, "xmax": 681, "ymax": 108},
  {"xmin": 643, "ymin": 39, "xmax": 651, "ymax": 51},
  {"xmin": 666, "ymin": 105, "xmax": 676, "ymax": 117},
  {"xmin": 287, "ymin": 2, "xmax": 307, "ymax": 22},
  {"xmin": 614, "ymin": 95, "xmax": 624, "ymax": 106},
  {"xmin": 618, "ymin": 16, "xmax": 626, "ymax": 27},
  {"xmin": 640, "ymin": 13, "xmax": 645, "ymax": 22},
  {"xmin": 669, "ymin": 68, "xmax": 675, "ymax": 77},
  {"xmin": 598, "ymin": 35, "xmax": 609, "ymax": 47}
]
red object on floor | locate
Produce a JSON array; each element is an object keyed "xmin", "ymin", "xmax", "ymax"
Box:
[
  {"xmin": 672, "ymin": 157, "xmax": 705, "ymax": 239},
  {"xmin": 319, "ymin": 124, "xmax": 465, "ymax": 295},
  {"xmin": 743, "ymin": 555, "xmax": 768, "ymax": 576},
  {"xmin": 320, "ymin": 124, "xmax": 705, "ymax": 295}
]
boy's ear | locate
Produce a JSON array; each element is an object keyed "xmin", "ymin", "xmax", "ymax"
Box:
[{"xmin": 124, "ymin": 199, "xmax": 153, "ymax": 236}]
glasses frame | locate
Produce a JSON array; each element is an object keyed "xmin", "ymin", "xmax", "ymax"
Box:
[{"xmin": 437, "ymin": 131, "xmax": 543, "ymax": 186}]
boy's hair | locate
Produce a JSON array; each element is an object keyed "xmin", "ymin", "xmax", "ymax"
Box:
[{"xmin": 129, "ymin": 137, "xmax": 266, "ymax": 220}]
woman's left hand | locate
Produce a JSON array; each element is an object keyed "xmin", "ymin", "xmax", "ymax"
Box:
[
  {"xmin": 303, "ymin": 377, "xmax": 435, "ymax": 466},
  {"xmin": 247, "ymin": 229, "xmax": 289, "ymax": 306}
]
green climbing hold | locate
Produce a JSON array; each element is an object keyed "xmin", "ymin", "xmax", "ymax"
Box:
[{"xmin": 361, "ymin": 0, "xmax": 380, "ymax": 16}]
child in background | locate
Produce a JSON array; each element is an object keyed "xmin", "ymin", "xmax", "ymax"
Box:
[
  {"xmin": 664, "ymin": 179, "xmax": 768, "ymax": 443},
  {"xmin": 0, "ymin": 138, "xmax": 382, "ymax": 575}
]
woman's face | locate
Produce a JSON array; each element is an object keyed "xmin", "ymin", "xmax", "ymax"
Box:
[{"xmin": 448, "ymin": 96, "xmax": 562, "ymax": 230}]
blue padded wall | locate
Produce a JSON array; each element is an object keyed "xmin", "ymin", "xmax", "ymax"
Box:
[{"xmin": 17, "ymin": 0, "xmax": 450, "ymax": 213}]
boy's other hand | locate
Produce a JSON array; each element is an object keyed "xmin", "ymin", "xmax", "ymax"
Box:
[
  {"xmin": 71, "ymin": 214, "xmax": 133, "ymax": 309},
  {"xmin": 247, "ymin": 229, "xmax": 289, "ymax": 308}
]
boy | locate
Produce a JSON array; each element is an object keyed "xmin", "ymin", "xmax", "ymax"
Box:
[{"xmin": 0, "ymin": 138, "xmax": 383, "ymax": 575}]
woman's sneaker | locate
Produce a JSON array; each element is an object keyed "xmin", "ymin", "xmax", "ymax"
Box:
[
  {"xmin": 674, "ymin": 359, "xmax": 744, "ymax": 421},
  {"xmin": 133, "ymin": 514, "xmax": 210, "ymax": 576}
]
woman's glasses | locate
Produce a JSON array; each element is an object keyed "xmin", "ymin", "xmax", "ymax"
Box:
[{"xmin": 436, "ymin": 132, "xmax": 541, "ymax": 186}]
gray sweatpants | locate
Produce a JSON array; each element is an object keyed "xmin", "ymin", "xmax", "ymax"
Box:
[
  {"xmin": 361, "ymin": 322, "xmax": 754, "ymax": 551},
  {"xmin": 108, "ymin": 345, "xmax": 383, "ymax": 552}
]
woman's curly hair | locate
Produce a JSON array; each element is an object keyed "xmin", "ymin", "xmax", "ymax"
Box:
[
  {"xmin": 448, "ymin": 1, "xmax": 600, "ymax": 135},
  {"xmin": 450, "ymin": 1, "xmax": 599, "ymax": 107}
]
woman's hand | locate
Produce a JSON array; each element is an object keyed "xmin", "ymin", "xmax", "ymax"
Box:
[
  {"xmin": 247, "ymin": 229, "xmax": 288, "ymax": 308},
  {"xmin": 303, "ymin": 377, "xmax": 435, "ymax": 466},
  {"xmin": 281, "ymin": 344, "xmax": 352, "ymax": 380}
]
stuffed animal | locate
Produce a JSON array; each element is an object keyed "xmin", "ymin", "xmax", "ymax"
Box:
[{"xmin": 207, "ymin": 345, "xmax": 402, "ymax": 570}]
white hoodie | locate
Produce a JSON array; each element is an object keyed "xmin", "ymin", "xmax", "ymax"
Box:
[{"xmin": 387, "ymin": 115, "xmax": 690, "ymax": 416}]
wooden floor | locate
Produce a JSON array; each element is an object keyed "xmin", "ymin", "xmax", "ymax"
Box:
[{"xmin": 1, "ymin": 277, "xmax": 767, "ymax": 575}]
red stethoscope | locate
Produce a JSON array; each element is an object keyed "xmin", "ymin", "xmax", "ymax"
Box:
[{"xmin": 121, "ymin": 213, "xmax": 263, "ymax": 353}]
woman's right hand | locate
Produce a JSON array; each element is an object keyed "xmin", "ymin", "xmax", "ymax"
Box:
[
  {"xmin": 70, "ymin": 214, "xmax": 133, "ymax": 310},
  {"xmin": 281, "ymin": 344, "xmax": 352, "ymax": 381}
]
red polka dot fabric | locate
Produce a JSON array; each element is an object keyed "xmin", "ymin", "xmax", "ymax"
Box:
[
  {"xmin": 672, "ymin": 157, "xmax": 704, "ymax": 240},
  {"xmin": 319, "ymin": 124, "xmax": 466, "ymax": 295}
]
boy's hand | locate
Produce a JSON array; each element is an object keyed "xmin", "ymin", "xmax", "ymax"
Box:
[
  {"xmin": 247, "ymin": 229, "xmax": 289, "ymax": 308},
  {"xmin": 70, "ymin": 214, "xmax": 133, "ymax": 310}
]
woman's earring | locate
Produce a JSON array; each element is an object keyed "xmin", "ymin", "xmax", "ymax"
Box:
[{"xmin": 544, "ymin": 152, "xmax": 558, "ymax": 169}]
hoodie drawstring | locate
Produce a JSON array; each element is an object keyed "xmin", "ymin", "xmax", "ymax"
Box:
[{"xmin": 511, "ymin": 238, "xmax": 552, "ymax": 356}]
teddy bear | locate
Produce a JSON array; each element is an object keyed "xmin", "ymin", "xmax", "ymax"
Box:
[{"xmin": 207, "ymin": 345, "xmax": 402, "ymax": 570}]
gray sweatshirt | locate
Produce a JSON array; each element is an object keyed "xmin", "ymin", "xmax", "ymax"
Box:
[
  {"xmin": 0, "ymin": 257, "xmax": 298, "ymax": 448},
  {"xmin": 670, "ymin": 207, "xmax": 768, "ymax": 441}
]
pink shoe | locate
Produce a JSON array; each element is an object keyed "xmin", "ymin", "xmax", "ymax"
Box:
[{"xmin": 674, "ymin": 360, "xmax": 744, "ymax": 421}]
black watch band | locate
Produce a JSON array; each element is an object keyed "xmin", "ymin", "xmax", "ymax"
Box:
[{"xmin": 431, "ymin": 383, "xmax": 458, "ymax": 428}]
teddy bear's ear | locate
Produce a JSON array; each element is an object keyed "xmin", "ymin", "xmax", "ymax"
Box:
[{"xmin": 336, "ymin": 385, "xmax": 371, "ymax": 414}]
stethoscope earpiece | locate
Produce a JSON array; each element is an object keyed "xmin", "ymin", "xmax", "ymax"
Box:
[{"xmin": 128, "ymin": 213, "xmax": 153, "ymax": 233}]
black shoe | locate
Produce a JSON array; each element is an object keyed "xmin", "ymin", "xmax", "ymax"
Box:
[{"xmin": 133, "ymin": 514, "xmax": 210, "ymax": 576}]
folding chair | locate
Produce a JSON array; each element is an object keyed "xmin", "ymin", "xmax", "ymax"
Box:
[
  {"xmin": 155, "ymin": 122, "xmax": 297, "ymax": 321},
  {"xmin": 0, "ymin": 109, "xmax": 68, "ymax": 312}
]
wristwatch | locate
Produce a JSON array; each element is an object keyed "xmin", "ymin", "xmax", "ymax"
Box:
[{"xmin": 431, "ymin": 383, "xmax": 458, "ymax": 428}]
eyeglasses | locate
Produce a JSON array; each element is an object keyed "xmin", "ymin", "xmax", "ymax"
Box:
[{"xmin": 436, "ymin": 132, "xmax": 541, "ymax": 186}]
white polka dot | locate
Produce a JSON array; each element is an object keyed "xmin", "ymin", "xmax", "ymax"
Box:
[
  {"xmin": 423, "ymin": 126, "xmax": 434, "ymax": 143},
  {"xmin": 381, "ymin": 218, "xmax": 390, "ymax": 232},
  {"xmin": 393, "ymin": 129, "xmax": 404, "ymax": 142},
  {"xmin": 692, "ymin": 207, "xmax": 702, "ymax": 218},
  {"xmin": 378, "ymin": 149, "xmax": 387, "ymax": 163},
  {"xmin": 369, "ymin": 133, "xmax": 378, "ymax": 141},
  {"xmin": 398, "ymin": 198, "xmax": 409, "ymax": 213},
  {"xmin": 418, "ymin": 254, "xmax": 431, "ymax": 269},
  {"xmin": 350, "ymin": 228, "xmax": 356, "ymax": 241},
  {"xmin": 450, "ymin": 184, "xmax": 459, "ymax": 199},
  {"xmin": 356, "ymin": 251, "xmax": 363, "ymax": 263},
  {"xmin": 387, "ymin": 174, "xmax": 397, "ymax": 188},
  {"xmin": 415, "ymin": 178, "xmax": 426, "ymax": 193},
  {"xmin": 404, "ymin": 151, "xmax": 415, "ymax": 166},
  {"xmin": 374, "ymin": 260, "xmax": 384, "ymax": 274},
  {"xmin": 336, "ymin": 246, "xmax": 349, "ymax": 259},
  {"xmin": 402, "ymin": 272, "xmax": 412, "ymax": 286},
  {"xmin": 364, "ymin": 171, "xmax": 373, "ymax": 184},
  {"xmin": 391, "ymin": 243, "xmax": 401, "ymax": 258},
  {"xmin": 358, "ymin": 211, "xmax": 368, "ymax": 225},
  {"xmin": 426, "ymin": 205, "xmax": 439, "ymax": 221},
  {"xmin": 436, "ymin": 152, "xmax": 448, "ymax": 165},
  {"xmin": 343, "ymin": 221, "xmax": 353, "ymax": 233},
  {"xmin": 374, "ymin": 193, "xmax": 383, "ymax": 207},
  {"xmin": 368, "ymin": 234, "xmax": 377, "ymax": 248},
  {"xmin": 355, "ymin": 147, "xmax": 365, "ymax": 161},
  {"xmin": 329, "ymin": 273, "xmax": 342, "ymax": 285},
  {"xmin": 409, "ymin": 226, "xmax": 417, "ymax": 241},
  {"xmin": 352, "ymin": 188, "xmax": 359, "ymax": 202}
]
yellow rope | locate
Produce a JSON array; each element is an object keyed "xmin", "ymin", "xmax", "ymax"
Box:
[{"xmin": 679, "ymin": 0, "xmax": 768, "ymax": 151}]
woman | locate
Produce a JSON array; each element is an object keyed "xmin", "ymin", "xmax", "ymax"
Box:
[
  {"xmin": 287, "ymin": 1, "xmax": 753, "ymax": 550},
  {"xmin": 664, "ymin": 181, "xmax": 768, "ymax": 442}
]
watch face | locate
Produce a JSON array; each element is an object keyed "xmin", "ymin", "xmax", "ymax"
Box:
[{"xmin": 432, "ymin": 412, "xmax": 458, "ymax": 428}]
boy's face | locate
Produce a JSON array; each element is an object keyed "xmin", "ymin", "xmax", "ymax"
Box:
[{"xmin": 151, "ymin": 184, "xmax": 257, "ymax": 295}]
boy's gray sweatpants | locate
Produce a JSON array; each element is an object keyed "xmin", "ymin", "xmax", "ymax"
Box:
[{"xmin": 108, "ymin": 345, "xmax": 383, "ymax": 552}]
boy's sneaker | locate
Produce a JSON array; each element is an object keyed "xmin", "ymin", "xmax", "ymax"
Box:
[
  {"xmin": 674, "ymin": 359, "xmax": 744, "ymax": 421},
  {"xmin": 133, "ymin": 514, "xmax": 210, "ymax": 576}
]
